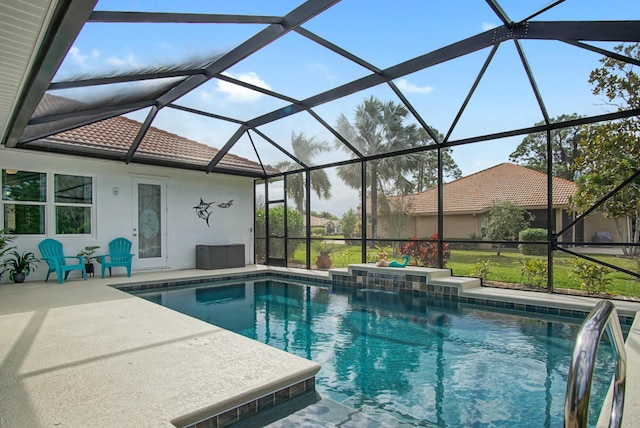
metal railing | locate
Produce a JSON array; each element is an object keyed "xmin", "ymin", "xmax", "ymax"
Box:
[{"xmin": 564, "ymin": 300, "xmax": 627, "ymax": 428}]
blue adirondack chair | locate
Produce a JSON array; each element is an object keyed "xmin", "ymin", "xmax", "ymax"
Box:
[
  {"xmin": 99, "ymin": 238, "xmax": 134, "ymax": 278},
  {"xmin": 38, "ymin": 239, "xmax": 87, "ymax": 284}
]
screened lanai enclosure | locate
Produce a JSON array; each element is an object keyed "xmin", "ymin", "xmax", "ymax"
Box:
[{"xmin": 2, "ymin": 0, "xmax": 640, "ymax": 295}]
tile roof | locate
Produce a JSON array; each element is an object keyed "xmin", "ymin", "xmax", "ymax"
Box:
[
  {"xmin": 405, "ymin": 163, "xmax": 576, "ymax": 215},
  {"xmin": 306, "ymin": 215, "xmax": 340, "ymax": 227},
  {"xmin": 36, "ymin": 104, "xmax": 266, "ymax": 173}
]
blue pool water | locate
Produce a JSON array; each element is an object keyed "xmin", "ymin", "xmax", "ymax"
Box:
[{"xmin": 135, "ymin": 279, "xmax": 617, "ymax": 427}]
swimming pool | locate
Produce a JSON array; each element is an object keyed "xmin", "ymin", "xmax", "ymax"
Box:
[{"xmin": 134, "ymin": 279, "xmax": 616, "ymax": 427}]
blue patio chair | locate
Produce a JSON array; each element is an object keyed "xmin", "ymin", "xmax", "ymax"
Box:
[
  {"xmin": 38, "ymin": 239, "xmax": 87, "ymax": 284},
  {"xmin": 99, "ymin": 238, "xmax": 134, "ymax": 278}
]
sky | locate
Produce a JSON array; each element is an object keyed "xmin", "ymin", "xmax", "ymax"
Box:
[{"xmin": 53, "ymin": 0, "xmax": 640, "ymax": 216}]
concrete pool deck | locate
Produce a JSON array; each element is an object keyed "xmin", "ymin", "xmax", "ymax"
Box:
[
  {"xmin": 1, "ymin": 265, "xmax": 639, "ymax": 427},
  {"xmin": 0, "ymin": 266, "xmax": 320, "ymax": 427}
]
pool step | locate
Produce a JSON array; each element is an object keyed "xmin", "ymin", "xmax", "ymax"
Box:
[
  {"xmin": 232, "ymin": 392, "xmax": 392, "ymax": 427},
  {"xmin": 342, "ymin": 393, "xmax": 439, "ymax": 427},
  {"xmin": 430, "ymin": 275, "xmax": 481, "ymax": 290}
]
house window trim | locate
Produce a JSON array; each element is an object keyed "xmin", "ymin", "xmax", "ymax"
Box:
[
  {"xmin": 1, "ymin": 169, "xmax": 96, "ymax": 237},
  {"xmin": 52, "ymin": 173, "xmax": 95, "ymax": 237}
]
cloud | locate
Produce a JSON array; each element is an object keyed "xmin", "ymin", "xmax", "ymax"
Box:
[
  {"xmin": 396, "ymin": 79, "xmax": 433, "ymax": 94},
  {"xmin": 106, "ymin": 52, "xmax": 141, "ymax": 68},
  {"xmin": 482, "ymin": 21, "xmax": 498, "ymax": 31},
  {"xmin": 213, "ymin": 71, "xmax": 272, "ymax": 102},
  {"xmin": 68, "ymin": 46, "xmax": 93, "ymax": 66},
  {"xmin": 310, "ymin": 63, "xmax": 335, "ymax": 81}
]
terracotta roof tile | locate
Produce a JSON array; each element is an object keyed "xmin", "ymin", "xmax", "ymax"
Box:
[
  {"xmin": 39, "ymin": 114, "xmax": 265, "ymax": 172},
  {"xmin": 406, "ymin": 163, "xmax": 576, "ymax": 215}
]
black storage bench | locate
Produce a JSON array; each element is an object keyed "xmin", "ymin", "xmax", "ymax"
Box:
[{"xmin": 196, "ymin": 244, "xmax": 245, "ymax": 269}]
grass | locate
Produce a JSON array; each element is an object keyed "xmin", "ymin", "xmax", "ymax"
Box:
[
  {"xmin": 292, "ymin": 244, "xmax": 640, "ymax": 298},
  {"xmin": 449, "ymin": 249, "xmax": 640, "ymax": 297}
]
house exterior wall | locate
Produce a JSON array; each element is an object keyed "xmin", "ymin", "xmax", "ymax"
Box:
[
  {"xmin": 413, "ymin": 214, "xmax": 481, "ymax": 239},
  {"xmin": 384, "ymin": 209, "xmax": 621, "ymax": 244},
  {"xmin": 1, "ymin": 148, "xmax": 254, "ymax": 282},
  {"xmin": 582, "ymin": 211, "xmax": 622, "ymax": 243}
]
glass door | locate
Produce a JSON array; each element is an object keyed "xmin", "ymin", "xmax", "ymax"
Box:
[
  {"xmin": 132, "ymin": 177, "xmax": 167, "ymax": 269},
  {"xmin": 266, "ymin": 178, "xmax": 286, "ymax": 266}
]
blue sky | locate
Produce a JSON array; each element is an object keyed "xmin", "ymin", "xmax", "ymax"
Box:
[{"xmin": 53, "ymin": 0, "xmax": 640, "ymax": 215}]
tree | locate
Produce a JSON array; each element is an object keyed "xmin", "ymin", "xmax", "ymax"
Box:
[
  {"xmin": 509, "ymin": 113, "xmax": 585, "ymax": 181},
  {"xmin": 334, "ymin": 96, "xmax": 422, "ymax": 238},
  {"xmin": 572, "ymin": 121, "xmax": 640, "ymax": 255},
  {"xmin": 379, "ymin": 193, "xmax": 412, "ymax": 245},
  {"xmin": 340, "ymin": 208, "xmax": 358, "ymax": 239},
  {"xmin": 274, "ymin": 131, "xmax": 331, "ymax": 213},
  {"xmin": 485, "ymin": 201, "xmax": 533, "ymax": 256},
  {"xmin": 314, "ymin": 211, "xmax": 338, "ymax": 220},
  {"xmin": 589, "ymin": 43, "xmax": 640, "ymax": 114},
  {"xmin": 254, "ymin": 206, "xmax": 304, "ymax": 260},
  {"xmin": 412, "ymin": 128, "xmax": 461, "ymax": 191},
  {"xmin": 571, "ymin": 43, "xmax": 640, "ymax": 256}
]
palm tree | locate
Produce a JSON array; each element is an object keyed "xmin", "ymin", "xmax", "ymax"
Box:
[
  {"xmin": 412, "ymin": 128, "xmax": 462, "ymax": 192},
  {"xmin": 274, "ymin": 131, "xmax": 331, "ymax": 214},
  {"xmin": 334, "ymin": 96, "xmax": 416, "ymax": 238}
]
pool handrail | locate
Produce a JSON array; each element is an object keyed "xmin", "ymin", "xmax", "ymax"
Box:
[{"xmin": 564, "ymin": 300, "xmax": 627, "ymax": 428}]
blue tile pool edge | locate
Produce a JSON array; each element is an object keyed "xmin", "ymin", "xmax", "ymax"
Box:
[{"xmin": 114, "ymin": 271, "xmax": 635, "ymax": 328}]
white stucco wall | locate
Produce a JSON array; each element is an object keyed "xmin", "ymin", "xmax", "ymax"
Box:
[{"xmin": 1, "ymin": 147, "xmax": 255, "ymax": 282}]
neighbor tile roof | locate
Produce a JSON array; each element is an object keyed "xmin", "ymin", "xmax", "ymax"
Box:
[
  {"xmin": 38, "ymin": 113, "xmax": 266, "ymax": 172},
  {"xmin": 305, "ymin": 215, "xmax": 339, "ymax": 227},
  {"xmin": 406, "ymin": 163, "xmax": 576, "ymax": 215}
]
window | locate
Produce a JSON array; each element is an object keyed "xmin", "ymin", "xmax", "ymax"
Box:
[
  {"xmin": 55, "ymin": 174, "xmax": 93, "ymax": 234},
  {"xmin": 2, "ymin": 170, "xmax": 46, "ymax": 234},
  {"xmin": 1, "ymin": 170, "xmax": 93, "ymax": 235}
]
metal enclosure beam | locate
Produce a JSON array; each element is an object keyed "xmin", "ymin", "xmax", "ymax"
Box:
[{"xmin": 4, "ymin": 0, "xmax": 98, "ymax": 148}]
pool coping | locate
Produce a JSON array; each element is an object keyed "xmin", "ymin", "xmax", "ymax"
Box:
[{"xmin": 118, "ymin": 265, "xmax": 639, "ymax": 326}]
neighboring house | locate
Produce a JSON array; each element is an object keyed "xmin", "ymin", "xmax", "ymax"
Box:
[
  {"xmin": 308, "ymin": 215, "xmax": 341, "ymax": 235},
  {"xmin": 376, "ymin": 163, "xmax": 618, "ymax": 243},
  {"xmin": 1, "ymin": 115, "xmax": 263, "ymax": 282}
]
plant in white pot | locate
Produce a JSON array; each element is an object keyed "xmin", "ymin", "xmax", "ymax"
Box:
[{"xmin": 2, "ymin": 250, "xmax": 39, "ymax": 283}]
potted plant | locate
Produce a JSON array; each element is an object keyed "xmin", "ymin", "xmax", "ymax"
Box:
[
  {"xmin": 77, "ymin": 245, "xmax": 100, "ymax": 276},
  {"xmin": 0, "ymin": 229, "xmax": 16, "ymax": 281},
  {"xmin": 374, "ymin": 244, "xmax": 391, "ymax": 260},
  {"xmin": 314, "ymin": 241, "xmax": 333, "ymax": 269},
  {"xmin": 2, "ymin": 250, "xmax": 39, "ymax": 283}
]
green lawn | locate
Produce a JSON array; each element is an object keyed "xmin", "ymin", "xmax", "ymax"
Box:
[
  {"xmin": 294, "ymin": 244, "xmax": 640, "ymax": 298},
  {"xmin": 448, "ymin": 249, "xmax": 639, "ymax": 297}
]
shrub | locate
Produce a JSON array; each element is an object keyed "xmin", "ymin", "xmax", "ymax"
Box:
[
  {"xmin": 518, "ymin": 228, "xmax": 547, "ymax": 255},
  {"xmin": 401, "ymin": 233, "xmax": 450, "ymax": 267},
  {"xmin": 571, "ymin": 259, "xmax": 612, "ymax": 294},
  {"xmin": 255, "ymin": 207, "xmax": 303, "ymax": 260},
  {"xmin": 520, "ymin": 258, "xmax": 548, "ymax": 288},
  {"xmin": 339, "ymin": 249, "xmax": 354, "ymax": 265},
  {"xmin": 471, "ymin": 259, "xmax": 498, "ymax": 281},
  {"xmin": 341, "ymin": 209, "xmax": 358, "ymax": 238},
  {"xmin": 311, "ymin": 226, "xmax": 326, "ymax": 236},
  {"xmin": 449, "ymin": 232, "xmax": 483, "ymax": 251}
]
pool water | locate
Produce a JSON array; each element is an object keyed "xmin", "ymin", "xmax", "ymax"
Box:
[{"xmin": 136, "ymin": 279, "xmax": 616, "ymax": 427}]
